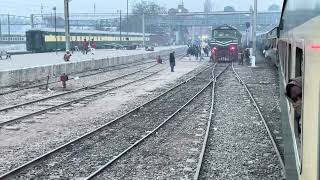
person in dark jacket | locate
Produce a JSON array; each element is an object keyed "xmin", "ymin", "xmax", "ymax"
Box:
[
  {"xmin": 169, "ymin": 52, "xmax": 175, "ymax": 72},
  {"xmin": 285, "ymin": 77, "xmax": 303, "ymax": 135}
]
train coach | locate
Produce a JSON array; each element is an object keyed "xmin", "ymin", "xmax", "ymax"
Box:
[
  {"xmin": 209, "ymin": 24, "xmax": 242, "ymax": 62},
  {"xmin": 26, "ymin": 28, "xmax": 151, "ymax": 53},
  {"xmin": 277, "ymin": 0, "xmax": 320, "ymax": 179}
]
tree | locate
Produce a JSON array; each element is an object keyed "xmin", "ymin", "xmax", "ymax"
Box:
[
  {"xmin": 132, "ymin": 1, "xmax": 167, "ymax": 15},
  {"xmin": 204, "ymin": 0, "xmax": 212, "ymax": 13},
  {"xmin": 224, "ymin": 6, "xmax": 235, "ymax": 12},
  {"xmin": 121, "ymin": 1, "xmax": 167, "ymax": 34},
  {"xmin": 268, "ymin": 4, "xmax": 280, "ymax": 11}
]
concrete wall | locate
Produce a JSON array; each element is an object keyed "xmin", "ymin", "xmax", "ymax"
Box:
[{"xmin": 0, "ymin": 47, "xmax": 186, "ymax": 87}]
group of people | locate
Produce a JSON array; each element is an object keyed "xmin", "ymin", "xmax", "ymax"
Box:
[
  {"xmin": 64, "ymin": 38, "xmax": 97, "ymax": 62},
  {"xmin": 237, "ymin": 48, "xmax": 250, "ymax": 65},
  {"xmin": 187, "ymin": 45, "xmax": 210, "ymax": 60}
]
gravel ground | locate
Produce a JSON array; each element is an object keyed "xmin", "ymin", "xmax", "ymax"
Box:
[
  {"xmin": 199, "ymin": 67, "xmax": 283, "ymax": 180},
  {"xmin": 233, "ymin": 55, "xmax": 283, "ymax": 160},
  {"xmin": 0, "ymin": 58, "xmax": 209, "ymax": 176},
  {"xmin": 3, "ymin": 63, "xmax": 213, "ymax": 179},
  {"xmin": 93, "ymin": 78, "xmax": 213, "ymax": 180}
]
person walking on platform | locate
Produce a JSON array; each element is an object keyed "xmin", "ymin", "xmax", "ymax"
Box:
[{"xmin": 169, "ymin": 52, "xmax": 175, "ymax": 72}]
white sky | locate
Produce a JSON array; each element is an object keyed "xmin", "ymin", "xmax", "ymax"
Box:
[{"xmin": 0, "ymin": 0, "xmax": 283, "ymax": 16}]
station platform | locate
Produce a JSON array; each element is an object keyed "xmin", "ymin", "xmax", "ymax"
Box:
[
  {"xmin": 0, "ymin": 46, "xmax": 187, "ymax": 87},
  {"xmin": 0, "ymin": 46, "xmax": 183, "ymax": 71}
]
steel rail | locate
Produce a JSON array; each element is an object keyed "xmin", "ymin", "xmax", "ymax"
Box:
[
  {"xmin": 193, "ymin": 63, "xmax": 231, "ymax": 180},
  {"xmin": 0, "ymin": 63, "xmax": 212, "ymax": 179},
  {"xmin": 231, "ymin": 63, "xmax": 285, "ymax": 173}
]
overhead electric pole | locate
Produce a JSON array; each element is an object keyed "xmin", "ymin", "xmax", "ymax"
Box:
[
  {"xmin": 64, "ymin": 0, "xmax": 71, "ymax": 51},
  {"xmin": 250, "ymin": 0, "xmax": 257, "ymax": 68},
  {"xmin": 94, "ymin": 3, "xmax": 96, "ymax": 15},
  {"xmin": 142, "ymin": 13, "xmax": 145, "ymax": 47},
  {"xmin": 53, "ymin": 7, "xmax": 57, "ymax": 54},
  {"xmin": 252, "ymin": 0, "xmax": 257, "ymax": 57},
  {"xmin": 126, "ymin": 0, "xmax": 129, "ymax": 43},
  {"xmin": 119, "ymin": 10, "xmax": 122, "ymax": 44},
  {"xmin": 7, "ymin": 14, "xmax": 10, "ymax": 36}
]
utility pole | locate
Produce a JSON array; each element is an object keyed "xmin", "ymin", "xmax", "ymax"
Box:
[
  {"xmin": 119, "ymin": 10, "xmax": 122, "ymax": 45},
  {"xmin": 64, "ymin": 0, "xmax": 70, "ymax": 51},
  {"xmin": 30, "ymin": 14, "xmax": 34, "ymax": 29},
  {"xmin": 53, "ymin": 7, "xmax": 57, "ymax": 54},
  {"xmin": 41, "ymin": 3, "xmax": 44, "ymax": 26},
  {"xmin": 7, "ymin": 14, "xmax": 10, "ymax": 36},
  {"xmin": 142, "ymin": 13, "xmax": 145, "ymax": 47},
  {"xmin": 0, "ymin": 19, "xmax": 2, "ymax": 37},
  {"xmin": 126, "ymin": 0, "xmax": 129, "ymax": 44},
  {"xmin": 94, "ymin": 3, "xmax": 96, "ymax": 15},
  {"xmin": 252, "ymin": 0, "xmax": 257, "ymax": 66}
]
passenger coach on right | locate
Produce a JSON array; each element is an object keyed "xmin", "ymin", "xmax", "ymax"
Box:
[{"xmin": 278, "ymin": 0, "xmax": 320, "ymax": 180}]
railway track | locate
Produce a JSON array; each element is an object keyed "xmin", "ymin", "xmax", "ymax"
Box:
[
  {"xmin": 0, "ymin": 55, "xmax": 185, "ymax": 127},
  {"xmin": 231, "ymin": 63, "xmax": 285, "ymax": 172},
  {"xmin": 85, "ymin": 63, "xmax": 230, "ymax": 180},
  {"xmin": 0, "ymin": 62, "xmax": 213, "ymax": 179},
  {"xmin": 196, "ymin": 62, "xmax": 284, "ymax": 180}
]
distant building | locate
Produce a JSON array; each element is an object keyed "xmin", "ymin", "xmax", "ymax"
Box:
[{"xmin": 168, "ymin": 2, "xmax": 189, "ymax": 15}]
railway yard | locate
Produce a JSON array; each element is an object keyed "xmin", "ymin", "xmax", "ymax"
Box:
[{"xmin": 0, "ymin": 49, "xmax": 286, "ymax": 179}]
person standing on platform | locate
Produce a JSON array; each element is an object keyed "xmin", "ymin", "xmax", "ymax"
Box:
[
  {"xmin": 169, "ymin": 52, "xmax": 176, "ymax": 72},
  {"xmin": 90, "ymin": 38, "xmax": 96, "ymax": 55},
  {"xmin": 83, "ymin": 38, "xmax": 89, "ymax": 55}
]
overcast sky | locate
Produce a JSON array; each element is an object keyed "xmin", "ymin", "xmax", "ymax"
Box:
[{"xmin": 0, "ymin": 0, "xmax": 283, "ymax": 16}]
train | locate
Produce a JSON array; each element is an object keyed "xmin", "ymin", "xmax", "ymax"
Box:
[
  {"xmin": 26, "ymin": 28, "xmax": 153, "ymax": 53},
  {"xmin": 209, "ymin": 24, "xmax": 242, "ymax": 62},
  {"xmin": 258, "ymin": 0, "xmax": 320, "ymax": 179}
]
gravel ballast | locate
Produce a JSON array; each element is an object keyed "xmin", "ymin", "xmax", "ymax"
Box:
[
  {"xmin": 199, "ymin": 67, "xmax": 283, "ymax": 180},
  {"xmin": 233, "ymin": 57, "xmax": 283, "ymax": 160}
]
